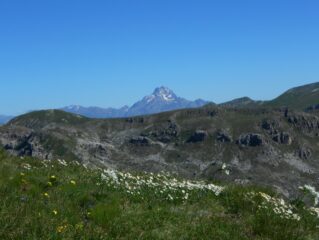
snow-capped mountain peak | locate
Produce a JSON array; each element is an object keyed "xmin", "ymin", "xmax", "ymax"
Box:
[
  {"xmin": 65, "ymin": 105, "xmax": 82, "ymax": 111},
  {"xmin": 150, "ymin": 86, "xmax": 177, "ymax": 102}
]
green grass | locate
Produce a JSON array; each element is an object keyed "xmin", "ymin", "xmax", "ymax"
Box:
[
  {"xmin": 0, "ymin": 150, "xmax": 318, "ymax": 240},
  {"xmin": 266, "ymin": 82, "xmax": 319, "ymax": 110}
]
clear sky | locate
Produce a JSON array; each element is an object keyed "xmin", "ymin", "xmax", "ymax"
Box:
[{"xmin": 0, "ymin": 0, "xmax": 318, "ymax": 115}]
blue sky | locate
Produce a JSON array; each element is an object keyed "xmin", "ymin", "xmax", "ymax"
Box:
[{"xmin": 0, "ymin": 0, "xmax": 318, "ymax": 115}]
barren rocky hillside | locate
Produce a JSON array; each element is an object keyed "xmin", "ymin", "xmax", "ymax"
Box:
[{"xmin": 1, "ymin": 105, "xmax": 319, "ymax": 199}]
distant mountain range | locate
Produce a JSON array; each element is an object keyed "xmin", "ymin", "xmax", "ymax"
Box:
[
  {"xmin": 61, "ymin": 82, "xmax": 319, "ymax": 118},
  {"xmin": 61, "ymin": 86, "xmax": 210, "ymax": 118},
  {"xmin": 1, "ymin": 82, "xmax": 319, "ymax": 123}
]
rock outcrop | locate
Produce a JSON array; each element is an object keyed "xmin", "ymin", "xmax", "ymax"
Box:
[
  {"xmin": 129, "ymin": 136, "xmax": 151, "ymax": 146},
  {"xmin": 237, "ymin": 133, "xmax": 264, "ymax": 147},
  {"xmin": 187, "ymin": 130, "xmax": 208, "ymax": 143},
  {"xmin": 216, "ymin": 129, "xmax": 232, "ymax": 143},
  {"xmin": 287, "ymin": 113, "xmax": 319, "ymax": 135},
  {"xmin": 144, "ymin": 120, "xmax": 180, "ymax": 143},
  {"xmin": 261, "ymin": 119, "xmax": 280, "ymax": 134},
  {"xmin": 0, "ymin": 127, "xmax": 51, "ymax": 159},
  {"xmin": 297, "ymin": 146, "xmax": 312, "ymax": 160},
  {"xmin": 272, "ymin": 132, "xmax": 293, "ymax": 145}
]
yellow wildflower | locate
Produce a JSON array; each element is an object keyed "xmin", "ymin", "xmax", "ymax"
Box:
[
  {"xmin": 75, "ymin": 222, "xmax": 84, "ymax": 231},
  {"xmin": 53, "ymin": 210, "xmax": 58, "ymax": 215},
  {"xmin": 47, "ymin": 181, "xmax": 53, "ymax": 187},
  {"xmin": 56, "ymin": 225, "xmax": 67, "ymax": 233},
  {"xmin": 50, "ymin": 175, "xmax": 57, "ymax": 182},
  {"xmin": 70, "ymin": 180, "xmax": 76, "ymax": 185},
  {"xmin": 43, "ymin": 192, "xmax": 49, "ymax": 198}
]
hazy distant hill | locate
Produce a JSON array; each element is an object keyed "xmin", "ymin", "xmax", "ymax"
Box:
[
  {"xmin": 61, "ymin": 105, "xmax": 130, "ymax": 118},
  {"xmin": 219, "ymin": 97, "xmax": 264, "ymax": 108}
]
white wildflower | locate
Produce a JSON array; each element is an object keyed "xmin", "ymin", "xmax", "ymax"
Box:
[
  {"xmin": 22, "ymin": 163, "xmax": 32, "ymax": 170},
  {"xmin": 57, "ymin": 159, "xmax": 68, "ymax": 166},
  {"xmin": 103, "ymin": 169, "xmax": 119, "ymax": 183},
  {"xmin": 301, "ymin": 185, "xmax": 319, "ymax": 206},
  {"xmin": 246, "ymin": 191, "xmax": 300, "ymax": 221},
  {"xmin": 168, "ymin": 194, "xmax": 174, "ymax": 201},
  {"xmin": 309, "ymin": 207, "xmax": 319, "ymax": 218},
  {"xmin": 221, "ymin": 163, "xmax": 227, "ymax": 170}
]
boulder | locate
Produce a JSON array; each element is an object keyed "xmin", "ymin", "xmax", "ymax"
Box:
[
  {"xmin": 95, "ymin": 144, "xmax": 108, "ymax": 155},
  {"xmin": 272, "ymin": 132, "xmax": 293, "ymax": 145},
  {"xmin": 237, "ymin": 133, "xmax": 264, "ymax": 147},
  {"xmin": 261, "ymin": 119, "xmax": 279, "ymax": 134},
  {"xmin": 129, "ymin": 136, "xmax": 151, "ymax": 146},
  {"xmin": 1, "ymin": 133, "xmax": 34, "ymax": 156},
  {"xmin": 14, "ymin": 139, "xmax": 33, "ymax": 156},
  {"xmin": 298, "ymin": 146, "xmax": 312, "ymax": 160},
  {"xmin": 147, "ymin": 121, "xmax": 180, "ymax": 143},
  {"xmin": 187, "ymin": 130, "xmax": 208, "ymax": 143},
  {"xmin": 305, "ymin": 104, "xmax": 319, "ymax": 112},
  {"xmin": 287, "ymin": 113, "xmax": 319, "ymax": 135},
  {"xmin": 216, "ymin": 129, "xmax": 232, "ymax": 143}
]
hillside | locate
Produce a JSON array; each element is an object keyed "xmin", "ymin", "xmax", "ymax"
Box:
[
  {"xmin": 0, "ymin": 150, "xmax": 318, "ymax": 239},
  {"xmin": 267, "ymin": 82, "xmax": 319, "ymax": 110},
  {"xmin": 1, "ymin": 105, "xmax": 319, "ymax": 200}
]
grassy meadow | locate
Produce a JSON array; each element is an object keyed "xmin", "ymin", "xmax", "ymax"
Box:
[{"xmin": 0, "ymin": 150, "xmax": 318, "ymax": 240}]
